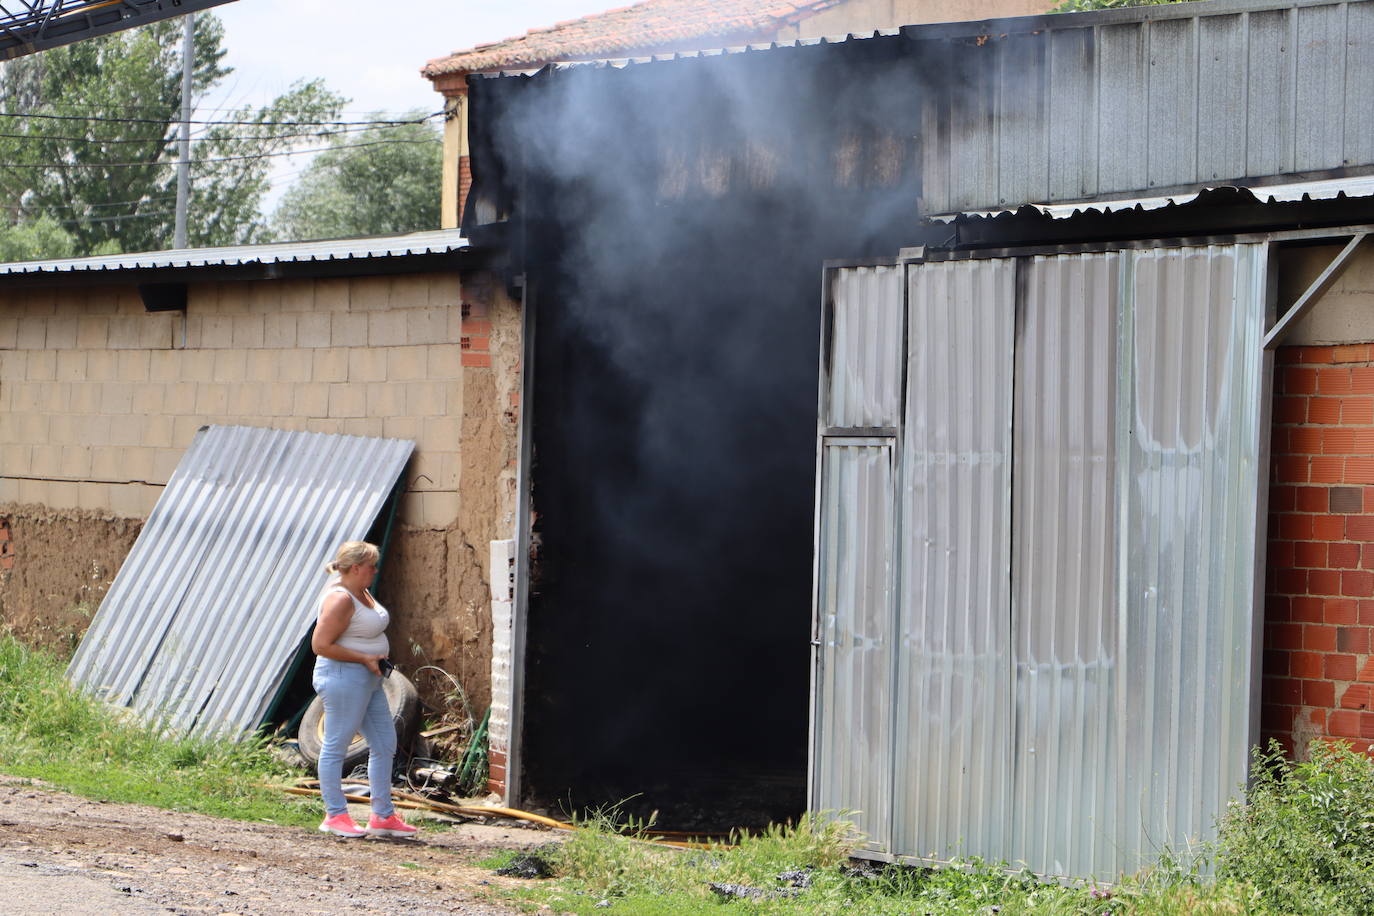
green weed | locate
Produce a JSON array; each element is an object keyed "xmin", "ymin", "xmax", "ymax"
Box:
[{"xmin": 0, "ymin": 632, "xmax": 317, "ymax": 826}]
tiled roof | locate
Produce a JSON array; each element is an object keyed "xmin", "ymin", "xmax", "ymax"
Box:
[{"xmin": 422, "ymin": 0, "xmax": 842, "ymax": 77}]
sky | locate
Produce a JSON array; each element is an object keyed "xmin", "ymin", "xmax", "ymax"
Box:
[{"xmin": 203, "ymin": 0, "xmax": 612, "ymax": 206}]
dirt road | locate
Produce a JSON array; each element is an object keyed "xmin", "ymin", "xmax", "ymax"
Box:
[{"xmin": 0, "ymin": 775, "xmax": 546, "ymax": 915}]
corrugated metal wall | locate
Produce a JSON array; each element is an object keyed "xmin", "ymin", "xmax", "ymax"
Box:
[
  {"xmin": 919, "ymin": 0, "xmax": 1374, "ymax": 214},
  {"xmin": 68, "ymin": 425, "xmax": 414, "ymax": 737},
  {"xmin": 814, "ymin": 242, "xmax": 1270, "ymax": 878}
]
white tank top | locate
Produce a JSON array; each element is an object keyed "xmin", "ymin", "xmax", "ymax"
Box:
[{"xmin": 319, "ymin": 585, "xmax": 390, "ymax": 656}]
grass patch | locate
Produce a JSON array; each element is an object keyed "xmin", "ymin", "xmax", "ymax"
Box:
[{"xmin": 0, "ymin": 632, "xmax": 318, "ymax": 826}]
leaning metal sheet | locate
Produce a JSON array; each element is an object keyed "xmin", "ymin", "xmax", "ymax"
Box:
[
  {"xmin": 67, "ymin": 425, "xmax": 414, "ymax": 737},
  {"xmin": 895, "ymin": 259, "xmax": 1016, "ymax": 863},
  {"xmin": 825, "ymin": 266, "xmax": 905, "ymax": 429}
]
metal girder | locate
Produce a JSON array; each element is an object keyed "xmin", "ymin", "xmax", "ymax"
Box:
[
  {"xmin": 1263, "ymin": 232, "xmax": 1371, "ymax": 350},
  {"xmin": 0, "ymin": 0, "xmax": 235, "ymax": 61}
]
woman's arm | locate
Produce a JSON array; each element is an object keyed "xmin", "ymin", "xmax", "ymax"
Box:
[{"xmin": 312, "ymin": 591, "xmax": 384, "ymax": 675}]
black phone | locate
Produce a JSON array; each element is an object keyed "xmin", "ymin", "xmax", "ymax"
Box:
[{"xmin": 379, "ymin": 658, "xmax": 394, "ymax": 678}]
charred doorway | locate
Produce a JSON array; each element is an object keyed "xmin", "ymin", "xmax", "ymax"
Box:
[{"xmin": 475, "ymin": 38, "xmax": 932, "ymax": 829}]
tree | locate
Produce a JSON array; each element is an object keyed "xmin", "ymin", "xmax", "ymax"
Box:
[
  {"xmin": 271, "ymin": 116, "xmax": 442, "ymax": 241},
  {"xmin": 0, "ymin": 15, "xmax": 345, "ymax": 257},
  {"xmin": 0, "ymin": 215, "xmax": 75, "ymax": 261}
]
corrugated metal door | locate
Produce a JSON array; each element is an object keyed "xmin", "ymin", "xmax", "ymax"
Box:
[{"xmin": 813, "ymin": 243, "xmax": 1269, "ymax": 878}]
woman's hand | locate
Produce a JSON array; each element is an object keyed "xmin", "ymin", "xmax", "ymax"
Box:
[{"xmin": 361, "ymin": 654, "xmax": 385, "ymax": 676}]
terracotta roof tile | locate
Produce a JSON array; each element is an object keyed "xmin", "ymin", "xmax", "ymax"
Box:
[{"xmin": 422, "ymin": 0, "xmax": 840, "ymax": 77}]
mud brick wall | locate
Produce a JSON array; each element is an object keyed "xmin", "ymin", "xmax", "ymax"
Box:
[{"xmin": 1265, "ymin": 344, "xmax": 1374, "ymax": 758}]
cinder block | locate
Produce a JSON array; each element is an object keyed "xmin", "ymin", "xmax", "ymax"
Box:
[
  {"xmin": 349, "ymin": 278, "xmax": 390, "ymax": 312},
  {"xmin": 172, "ymin": 414, "xmax": 206, "ymax": 446},
  {"xmin": 47, "ymin": 480, "xmax": 80, "ymax": 509},
  {"xmin": 77, "ymin": 481, "xmax": 112, "ymax": 512},
  {"xmin": 348, "ymin": 348, "xmax": 388, "ymax": 382},
  {"xmin": 0, "ymin": 317, "xmax": 18, "ymax": 349},
  {"xmin": 108, "ymin": 482, "xmax": 148, "ymax": 518},
  {"xmin": 431, "ymin": 274, "xmax": 462, "ymax": 308},
  {"xmin": 31, "ymin": 444, "xmax": 61, "ymax": 475},
  {"xmin": 143, "ymin": 414, "xmax": 174, "ymax": 449},
  {"xmin": 16, "ymin": 317, "xmax": 46, "ymax": 349},
  {"xmin": 0, "ymin": 445, "xmax": 30, "ymax": 476},
  {"xmin": 423, "ymin": 415, "xmax": 461, "ymax": 450},
  {"xmin": 232, "ymin": 314, "xmax": 265, "ymax": 349},
  {"xmin": 90, "ymin": 446, "xmax": 121, "ymax": 480},
  {"xmin": 305, "ymin": 417, "xmax": 344, "ymax": 435},
  {"xmin": 263, "ymin": 384, "xmax": 295, "ymax": 417},
  {"xmin": 17, "ymin": 478, "xmax": 48, "ymax": 506},
  {"xmin": 390, "ymin": 274, "xmax": 433, "ymax": 309},
  {"xmin": 25, "ymin": 350, "xmax": 56, "ymax": 381},
  {"xmin": 106, "ymin": 316, "xmax": 146, "ymax": 349},
  {"xmin": 200, "ymin": 315, "xmax": 234, "ymax": 348},
  {"xmin": 116, "ymin": 350, "xmax": 150, "ymax": 382},
  {"xmin": 56, "ymin": 350, "xmax": 87, "ymax": 381},
  {"xmin": 0, "ymin": 350, "xmax": 23, "ymax": 380},
  {"xmin": 16, "ymin": 412, "xmax": 49, "ymax": 444},
  {"xmin": 212, "ymin": 286, "xmax": 249, "ymax": 315},
  {"xmin": 276, "ymin": 349, "xmax": 312, "ymax": 383},
  {"xmin": 263, "ymin": 312, "xmax": 296, "ymax": 348},
  {"xmin": 405, "ymin": 307, "xmax": 452, "ymax": 346},
  {"xmin": 296, "ymin": 313, "xmax": 331, "ymax": 348},
  {"xmin": 340, "ymin": 418, "xmax": 384, "ymax": 437},
  {"xmin": 151, "ymin": 448, "xmax": 182, "ymax": 483},
  {"xmin": 0, "ymin": 478, "xmax": 19, "ymax": 504},
  {"xmin": 367, "ymin": 381, "xmax": 407, "ymax": 417},
  {"xmin": 69, "ymin": 383, "xmax": 101, "ymax": 413},
  {"xmin": 312, "ymin": 348, "xmax": 348, "ymax": 383},
  {"xmin": 131, "ymin": 384, "xmax": 165, "ymax": 414},
  {"xmin": 327, "ymin": 383, "xmax": 367, "ymax": 418},
  {"xmin": 180, "ymin": 349, "xmax": 217, "ymax": 382},
  {"xmin": 47, "ymin": 414, "xmax": 82, "ymax": 446},
  {"xmin": 420, "ymin": 491, "xmax": 459, "ymax": 528},
  {"xmin": 59, "ymin": 445, "xmax": 92, "ymax": 479},
  {"xmin": 387, "ymin": 346, "xmax": 430, "ymax": 381},
  {"xmin": 85, "ymin": 351, "xmax": 117, "ymax": 380},
  {"xmin": 368, "ymin": 311, "xmax": 408, "ymax": 347},
  {"xmin": 139, "ymin": 313, "xmax": 175, "ymax": 349},
  {"xmin": 406, "ymin": 381, "xmax": 451, "ymax": 417},
  {"xmin": 247, "ymin": 282, "xmax": 282, "ymax": 313},
  {"xmin": 81, "ymin": 415, "xmax": 112, "ymax": 446},
  {"xmin": 45, "ymin": 317, "xmax": 78, "ymax": 349},
  {"xmin": 245, "ymin": 350, "xmax": 275, "ymax": 381},
  {"xmin": 409, "ymin": 450, "xmax": 444, "ymax": 491},
  {"xmin": 100, "ymin": 382, "xmax": 134, "ymax": 414},
  {"xmin": 182, "ymin": 315, "xmax": 204, "ymax": 348},
  {"xmin": 295, "ymin": 382, "xmax": 329, "ymax": 416},
  {"xmin": 195, "ymin": 383, "xmax": 229, "ymax": 415},
  {"xmin": 41, "ymin": 382, "xmax": 70, "ymax": 413},
  {"xmin": 162, "ymin": 381, "xmax": 197, "ymax": 414},
  {"xmin": 331, "ymin": 313, "xmax": 368, "ymax": 347},
  {"xmin": 108, "ymin": 413, "xmax": 146, "ymax": 448},
  {"xmin": 19, "ymin": 288, "xmax": 56, "ymax": 316},
  {"xmin": 228, "ymin": 383, "xmax": 263, "ymax": 416},
  {"xmin": 383, "ymin": 416, "xmax": 422, "ymax": 442},
  {"xmin": 76, "ymin": 317, "xmax": 109, "ymax": 349},
  {"xmin": 426, "ymin": 344, "xmax": 461, "ymax": 379},
  {"xmin": 121, "ymin": 446, "xmax": 156, "ymax": 482},
  {"xmin": 213, "ymin": 349, "xmax": 248, "ymax": 382},
  {"xmin": 280, "ymin": 281, "xmax": 315, "ymax": 313},
  {"xmin": 315, "ymin": 278, "xmax": 351, "ymax": 312}
]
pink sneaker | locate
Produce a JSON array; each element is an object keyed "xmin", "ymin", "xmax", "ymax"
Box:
[
  {"xmin": 319, "ymin": 812, "xmax": 366, "ymax": 838},
  {"xmin": 367, "ymin": 813, "xmax": 418, "ymax": 838}
]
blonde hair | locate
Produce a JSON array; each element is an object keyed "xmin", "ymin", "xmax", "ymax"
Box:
[{"xmin": 324, "ymin": 540, "xmax": 380, "ymax": 575}]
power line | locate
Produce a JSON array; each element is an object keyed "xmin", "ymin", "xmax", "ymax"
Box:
[
  {"xmin": 0, "ymin": 136, "xmax": 440, "ymax": 170},
  {"xmin": 0, "ymin": 109, "xmax": 442, "ymax": 127},
  {"xmin": 0, "ymin": 119, "xmax": 436, "ymax": 145}
]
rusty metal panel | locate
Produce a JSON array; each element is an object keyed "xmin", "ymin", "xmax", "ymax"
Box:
[
  {"xmin": 67, "ymin": 425, "xmax": 414, "ymax": 737},
  {"xmin": 894, "ymin": 258, "xmax": 1016, "ymax": 862}
]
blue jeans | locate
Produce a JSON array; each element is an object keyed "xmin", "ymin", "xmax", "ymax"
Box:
[{"xmin": 312, "ymin": 657, "xmax": 396, "ymax": 818}]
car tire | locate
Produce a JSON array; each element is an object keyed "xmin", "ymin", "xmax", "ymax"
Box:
[{"xmin": 297, "ymin": 670, "xmax": 421, "ymax": 772}]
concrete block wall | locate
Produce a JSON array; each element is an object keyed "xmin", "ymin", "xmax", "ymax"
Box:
[{"xmin": 0, "ymin": 273, "xmax": 462, "ymax": 527}]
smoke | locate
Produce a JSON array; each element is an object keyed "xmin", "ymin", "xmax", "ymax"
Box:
[{"xmin": 475, "ymin": 34, "xmax": 934, "ymax": 821}]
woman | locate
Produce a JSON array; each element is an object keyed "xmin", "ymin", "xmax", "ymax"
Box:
[{"xmin": 311, "ymin": 540, "xmax": 418, "ymax": 838}]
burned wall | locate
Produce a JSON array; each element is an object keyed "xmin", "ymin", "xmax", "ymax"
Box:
[{"xmin": 476, "ymin": 40, "xmax": 935, "ymax": 823}]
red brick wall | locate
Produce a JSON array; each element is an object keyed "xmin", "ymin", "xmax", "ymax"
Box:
[{"xmin": 1265, "ymin": 345, "xmax": 1374, "ymax": 757}]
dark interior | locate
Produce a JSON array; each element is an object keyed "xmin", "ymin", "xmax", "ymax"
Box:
[{"xmin": 484, "ymin": 43, "xmax": 931, "ymax": 829}]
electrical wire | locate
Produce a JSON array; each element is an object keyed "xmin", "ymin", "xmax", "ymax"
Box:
[
  {"xmin": 0, "ymin": 120, "xmax": 437, "ymax": 145},
  {"xmin": 0, "ymin": 109, "xmax": 442, "ymax": 127}
]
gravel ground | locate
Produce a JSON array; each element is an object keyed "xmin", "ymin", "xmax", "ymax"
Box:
[{"xmin": 0, "ymin": 775, "xmax": 553, "ymax": 915}]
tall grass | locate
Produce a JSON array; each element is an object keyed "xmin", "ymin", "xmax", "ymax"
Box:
[{"xmin": 0, "ymin": 633, "xmax": 316, "ymax": 825}]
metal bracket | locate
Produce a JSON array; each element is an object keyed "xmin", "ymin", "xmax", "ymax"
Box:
[{"xmin": 1263, "ymin": 231, "xmax": 1370, "ymax": 350}]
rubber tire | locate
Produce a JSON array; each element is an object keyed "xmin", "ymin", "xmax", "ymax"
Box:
[{"xmin": 297, "ymin": 670, "xmax": 421, "ymax": 772}]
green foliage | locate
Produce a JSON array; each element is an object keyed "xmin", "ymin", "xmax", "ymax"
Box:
[
  {"xmin": 1215, "ymin": 740, "xmax": 1374, "ymax": 916},
  {"xmin": 0, "ymin": 214, "xmax": 75, "ymax": 261},
  {"xmin": 0, "ymin": 633, "xmax": 316, "ymax": 825},
  {"xmin": 0, "ymin": 15, "xmax": 344, "ymax": 258},
  {"xmin": 1054, "ymin": 0, "xmax": 1188, "ymax": 11},
  {"xmin": 270, "ymin": 113, "xmax": 441, "ymax": 241}
]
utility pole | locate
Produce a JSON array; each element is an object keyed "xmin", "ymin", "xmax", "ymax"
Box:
[{"xmin": 173, "ymin": 12, "xmax": 194, "ymax": 249}]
